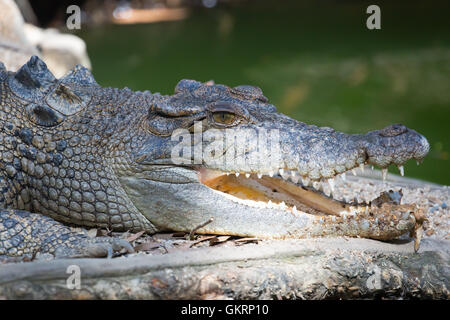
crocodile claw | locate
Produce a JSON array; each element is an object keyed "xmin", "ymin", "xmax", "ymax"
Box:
[{"xmin": 411, "ymin": 208, "xmax": 426, "ymax": 253}]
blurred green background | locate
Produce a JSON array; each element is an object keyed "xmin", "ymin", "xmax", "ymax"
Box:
[{"xmin": 76, "ymin": 0, "xmax": 450, "ymax": 185}]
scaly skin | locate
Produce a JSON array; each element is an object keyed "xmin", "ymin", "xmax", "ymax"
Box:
[
  {"xmin": 0, "ymin": 209, "xmax": 133, "ymax": 258},
  {"xmin": 0, "ymin": 57, "xmax": 429, "ymax": 259}
]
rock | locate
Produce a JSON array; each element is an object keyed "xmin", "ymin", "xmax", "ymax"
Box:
[
  {"xmin": 22, "ymin": 24, "xmax": 91, "ymax": 78},
  {"xmin": 0, "ymin": 0, "xmax": 91, "ymax": 77}
]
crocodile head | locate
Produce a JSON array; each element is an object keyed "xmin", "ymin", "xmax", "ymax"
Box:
[
  {"xmin": 1, "ymin": 57, "xmax": 429, "ymax": 241},
  {"xmin": 121, "ymin": 79, "xmax": 429, "ymax": 240}
]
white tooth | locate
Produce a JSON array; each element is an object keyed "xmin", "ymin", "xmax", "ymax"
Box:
[
  {"xmin": 257, "ymin": 173, "xmax": 263, "ymax": 179},
  {"xmin": 235, "ymin": 172, "xmax": 240, "ymax": 177},
  {"xmin": 245, "ymin": 173, "xmax": 250, "ymax": 178},
  {"xmin": 292, "ymin": 206, "xmax": 297, "ymax": 214},
  {"xmin": 302, "ymin": 176, "xmax": 310, "ymax": 186},
  {"xmin": 352, "ymin": 169, "xmax": 357, "ymax": 176},
  {"xmin": 280, "ymin": 201, "xmax": 286, "ymax": 208},
  {"xmin": 398, "ymin": 165, "xmax": 404, "ymax": 176},
  {"xmin": 290, "ymin": 175, "xmax": 300, "ymax": 184},
  {"xmin": 360, "ymin": 164, "xmax": 365, "ymax": 173},
  {"xmin": 269, "ymin": 171, "xmax": 274, "ymax": 177},
  {"xmin": 291, "ymin": 171, "xmax": 298, "ymax": 177},
  {"xmin": 341, "ymin": 172, "xmax": 346, "ymax": 181},
  {"xmin": 280, "ymin": 169, "xmax": 290, "ymax": 180},
  {"xmin": 381, "ymin": 168, "xmax": 388, "ymax": 181},
  {"xmin": 313, "ymin": 181, "xmax": 321, "ymax": 190},
  {"xmin": 328, "ymin": 178, "xmax": 335, "ymax": 193}
]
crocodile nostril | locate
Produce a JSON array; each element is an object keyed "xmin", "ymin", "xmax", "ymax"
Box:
[{"xmin": 379, "ymin": 124, "xmax": 407, "ymax": 137}]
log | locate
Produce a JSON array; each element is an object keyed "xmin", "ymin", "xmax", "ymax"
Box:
[{"xmin": 0, "ymin": 237, "xmax": 448, "ymax": 299}]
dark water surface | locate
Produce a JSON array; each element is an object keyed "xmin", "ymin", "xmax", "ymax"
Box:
[{"xmin": 77, "ymin": 0, "xmax": 450, "ymax": 184}]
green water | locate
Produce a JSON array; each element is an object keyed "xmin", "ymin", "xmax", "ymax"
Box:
[{"xmin": 77, "ymin": 0, "xmax": 450, "ymax": 184}]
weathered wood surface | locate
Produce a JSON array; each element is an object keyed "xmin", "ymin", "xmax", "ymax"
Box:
[{"xmin": 0, "ymin": 237, "xmax": 448, "ymax": 299}]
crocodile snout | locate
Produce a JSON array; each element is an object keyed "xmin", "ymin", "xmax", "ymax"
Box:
[{"xmin": 362, "ymin": 124, "xmax": 430, "ymax": 168}]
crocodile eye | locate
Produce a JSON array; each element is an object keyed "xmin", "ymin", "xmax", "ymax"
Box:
[
  {"xmin": 212, "ymin": 111, "xmax": 236, "ymax": 125},
  {"xmin": 208, "ymin": 101, "xmax": 245, "ymax": 127}
]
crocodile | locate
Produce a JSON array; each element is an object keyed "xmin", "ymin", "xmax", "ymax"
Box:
[{"xmin": 0, "ymin": 56, "xmax": 430, "ymax": 259}]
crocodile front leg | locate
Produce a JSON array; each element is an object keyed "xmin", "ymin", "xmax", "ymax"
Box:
[
  {"xmin": 0, "ymin": 209, "xmax": 133, "ymax": 260},
  {"xmin": 0, "ymin": 169, "xmax": 133, "ymax": 260}
]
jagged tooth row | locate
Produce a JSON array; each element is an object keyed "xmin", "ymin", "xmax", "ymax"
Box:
[
  {"xmin": 225, "ymin": 161, "xmax": 412, "ymax": 183},
  {"xmin": 227, "ymin": 168, "xmax": 346, "ymax": 192}
]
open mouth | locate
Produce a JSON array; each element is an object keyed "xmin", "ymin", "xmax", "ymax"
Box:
[
  {"xmin": 195, "ymin": 165, "xmax": 424, "ymax": 246},
  {"xmin": 197, "ymin": 167, "xmax": 372, "ymax": 218}
]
